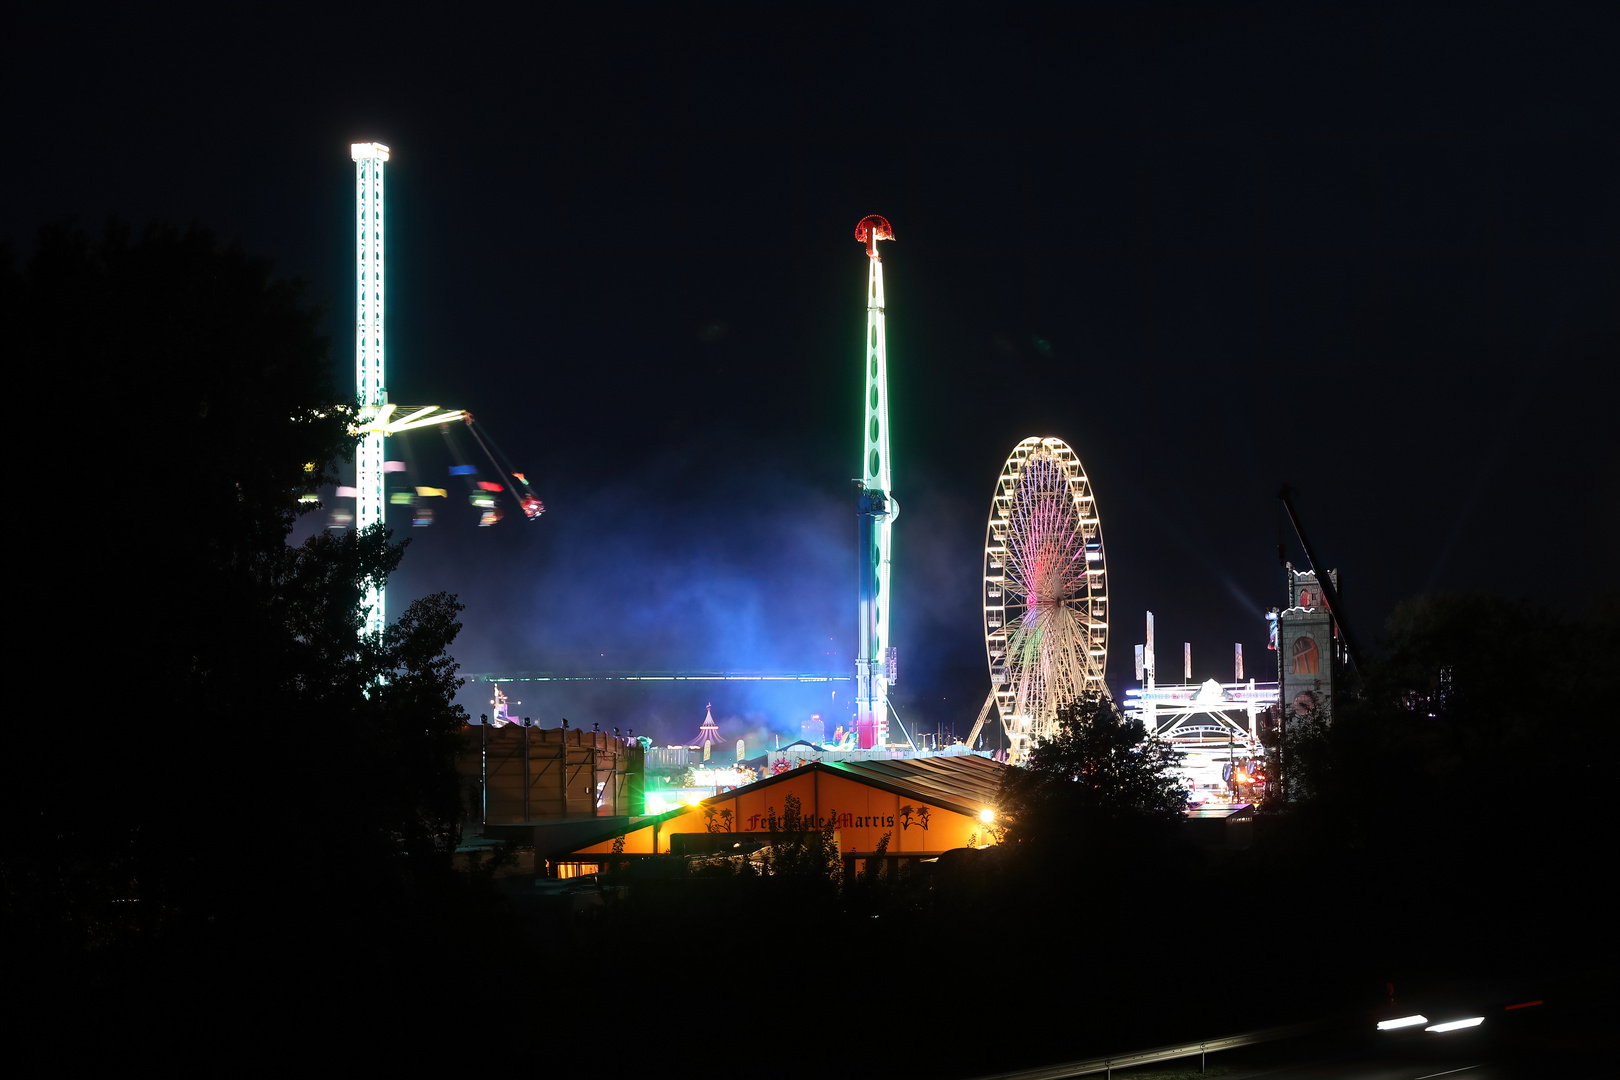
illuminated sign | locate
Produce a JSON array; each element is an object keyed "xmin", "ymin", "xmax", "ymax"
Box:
[{"xmin": 743, "ymin": 812, "xmax": 895, "ymax": 831}]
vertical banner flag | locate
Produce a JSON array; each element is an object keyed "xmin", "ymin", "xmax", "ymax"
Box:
[
  {"xmin": 1184, "ymin": 643, "xmax": 1192, "ymax": 681},
  {"xmin": 1235, "ymin": 643, "xmax": 1244, "ymax": 681},
  {"xmin": 1146, "ymin": 611, "xmax": 1155, "ymax": 678},
  {"xmin": 1134, "ymin": 644, "xmax": 1145, "ymax": 681}
]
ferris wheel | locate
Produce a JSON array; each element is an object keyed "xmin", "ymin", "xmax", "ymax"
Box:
[{"xmin": 975, "ymin": 437, "xmax": 1109, "ymax": 764}]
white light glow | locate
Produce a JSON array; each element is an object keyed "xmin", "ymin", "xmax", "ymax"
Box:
[
  {"xmin": 979, "ymin": 809, "xmax": 995, "ymax": 823},
  {"xmin": 384, "ymin": 410, "xmax": 466, "ymax": 435},
  {"xmin": 690, "ymin": 768, "xmax": 749, "ymax": 787},
  {"xmin": 350, "ymin": 142, "xmax": 390, "ymax": 161},
  {"xmin": 390, "ymin": 404, "xmax": 440, "ymax": 428},
  {"xmin": 1425, "ymin": 1017, "xmax": 1484, "ymax": 1033},
  {"xmin": 1376, "ymin": 1015, "xmax": 1429, "ymax": 1031}
]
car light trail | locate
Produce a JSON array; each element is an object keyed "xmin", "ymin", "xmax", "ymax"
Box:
[{"xmin": 1425, "ymin": 1017, "xmax": 1485, "ymax": 1032}]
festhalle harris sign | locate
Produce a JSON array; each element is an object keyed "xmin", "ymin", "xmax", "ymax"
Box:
[{"xmin": 741, "ymin": 808, "xmax": 932, "ymax": 832}]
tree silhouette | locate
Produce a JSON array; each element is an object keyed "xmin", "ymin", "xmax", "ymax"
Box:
[
  {"xmin": 9, "ymin": 221, "xmax": 471, "ymax": 1016},
  {"xmin": 997, "ymin": 690, "xmax": 1188, "ymax": 849}
]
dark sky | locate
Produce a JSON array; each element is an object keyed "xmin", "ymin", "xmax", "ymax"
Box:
[{"xmin": 8, "ymin": 4, "xmax": 1615, "ymax": 743}]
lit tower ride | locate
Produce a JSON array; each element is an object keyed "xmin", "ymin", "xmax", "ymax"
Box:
[
  {"xmin": 352, "ymin": 141, "xmax": 389, "ymax": 637},
  {"xmin": 854, "ymin": 215, "xmax": 897, "ymax": 749}
]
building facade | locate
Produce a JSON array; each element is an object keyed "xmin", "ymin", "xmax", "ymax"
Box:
[{"xmin": 1277, "ymin": 567, "xmax": 1341, "ymax": 720}]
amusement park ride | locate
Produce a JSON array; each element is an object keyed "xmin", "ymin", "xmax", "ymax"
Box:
[
  {"xmin": 853, "ymin": 215, "xmax": 901, "ymax": 751},
  {"xmin": 963, "ymin": 437, "xmax": 1110, "ymax": 765},
  {"xmin": 343, "ymin": 143, "xmax": 543, "ymax": 638},
  {"xmin": 1122, "ymin": 611, "xmax": 1276, "ymax": 748}
]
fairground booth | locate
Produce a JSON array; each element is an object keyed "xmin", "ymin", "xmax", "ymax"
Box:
[{"xmin": 548, "ymin": 754, "xmax": 1007, "ymax": 878}]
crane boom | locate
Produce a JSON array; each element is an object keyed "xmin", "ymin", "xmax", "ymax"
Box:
[{"xmin": 1278, "ymin": 485, "xmax": 1361, "ymax": 671}]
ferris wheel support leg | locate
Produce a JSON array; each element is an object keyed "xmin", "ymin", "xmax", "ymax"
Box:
[{"xmin": 964, "ymin": 689, "xmax": 997, "ymax": 752}]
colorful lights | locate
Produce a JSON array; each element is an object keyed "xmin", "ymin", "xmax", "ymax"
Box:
[{"xmin": 690, "ymin": 768, "xmax": 750, "ymax": 787}]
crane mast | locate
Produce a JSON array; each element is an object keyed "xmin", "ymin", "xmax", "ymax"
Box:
[{"xmin": 855, "ymin": 215, "xmax": 897, "ymax": 749}]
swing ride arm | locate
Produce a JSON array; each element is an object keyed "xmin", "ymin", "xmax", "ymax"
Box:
[{"xmin": 349, "ymin": 406, "xmax": 545, "ymax": 521}]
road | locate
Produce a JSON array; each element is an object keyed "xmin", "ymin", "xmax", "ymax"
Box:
[{"xmin": 977, "ymin": 989, "xmax": 1611, "ymax": 1080}]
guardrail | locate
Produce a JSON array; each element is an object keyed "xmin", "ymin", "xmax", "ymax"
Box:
[{"xmin": 969, "ymin": 1020, "xmax": 1324, "ymax": 1080}]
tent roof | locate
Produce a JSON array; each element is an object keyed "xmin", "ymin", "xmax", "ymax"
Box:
[
  {"xmin": 554, "ymin": 754, "xmax": 1008, "ymax": 858},
  {"xmin": 737, "ymin": 755, "xmax": 1009, "ymax": 817}
]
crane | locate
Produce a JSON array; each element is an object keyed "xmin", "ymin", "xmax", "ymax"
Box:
[{"xmin": 1278, "ymin": 485, "xmax": 1361, "ymax": 673}]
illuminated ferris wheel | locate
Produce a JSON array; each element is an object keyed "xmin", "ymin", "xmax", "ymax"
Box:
[{"xmin": 981, "ymin": 437, "xmax": 1109, "ymax": 764}]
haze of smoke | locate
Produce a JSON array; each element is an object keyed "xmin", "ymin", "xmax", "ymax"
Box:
[{"xmin": 445, "ymin": 454, "xmax": 990, "ymax": 743}]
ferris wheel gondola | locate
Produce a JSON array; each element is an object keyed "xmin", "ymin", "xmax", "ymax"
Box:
[{"xmin": 976, "ymin": 436, "xmax": 1109, "ymax": 765}]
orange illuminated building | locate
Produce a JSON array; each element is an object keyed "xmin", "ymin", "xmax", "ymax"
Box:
[{"xmin": 550, "ymin": 754, "xmax": 1006, "ymax": 876}]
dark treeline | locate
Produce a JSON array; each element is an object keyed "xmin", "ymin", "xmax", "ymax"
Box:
[
  {"xmin": 5, "ymin": 223, "xmax": 514, "ymax": 1071},
  {"xmin": 6, "ymin": 222, "xmax": 1613, "ymax": 1077},
  {"xmin": 563, "ymin": 595, "xmax": 1615, "ymax": 1079}
]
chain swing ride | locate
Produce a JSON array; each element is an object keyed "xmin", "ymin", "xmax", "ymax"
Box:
[{"xmin": 343, "ymin": 143, "xmax": 543, "ymax": 638}]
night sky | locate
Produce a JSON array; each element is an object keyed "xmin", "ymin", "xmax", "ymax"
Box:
[{"xmin": 9, "ymin": 5, "xmax": 1614, "ymax": 743}]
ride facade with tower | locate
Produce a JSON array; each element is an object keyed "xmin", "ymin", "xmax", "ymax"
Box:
[
  {"xmin": 1278, "ymin": 567, "xmax": 1340, "ymax": 721},
  {"xmin": 1275, "ymin": 487, "xmax": 1357, "ymax": 726}
]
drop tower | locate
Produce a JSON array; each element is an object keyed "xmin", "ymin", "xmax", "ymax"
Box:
[{"xmin": 854, "ymin": 215, "xmax": 897, "ymax": 749}]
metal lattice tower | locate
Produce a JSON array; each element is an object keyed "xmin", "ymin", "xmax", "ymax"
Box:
[
  {"xmin": 854, "ymin": 215, "xmax": 897, "ymax": 748},
  {"xmin": 352, "ymin": 141, "xmax": 389, "ymax": 637}
]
